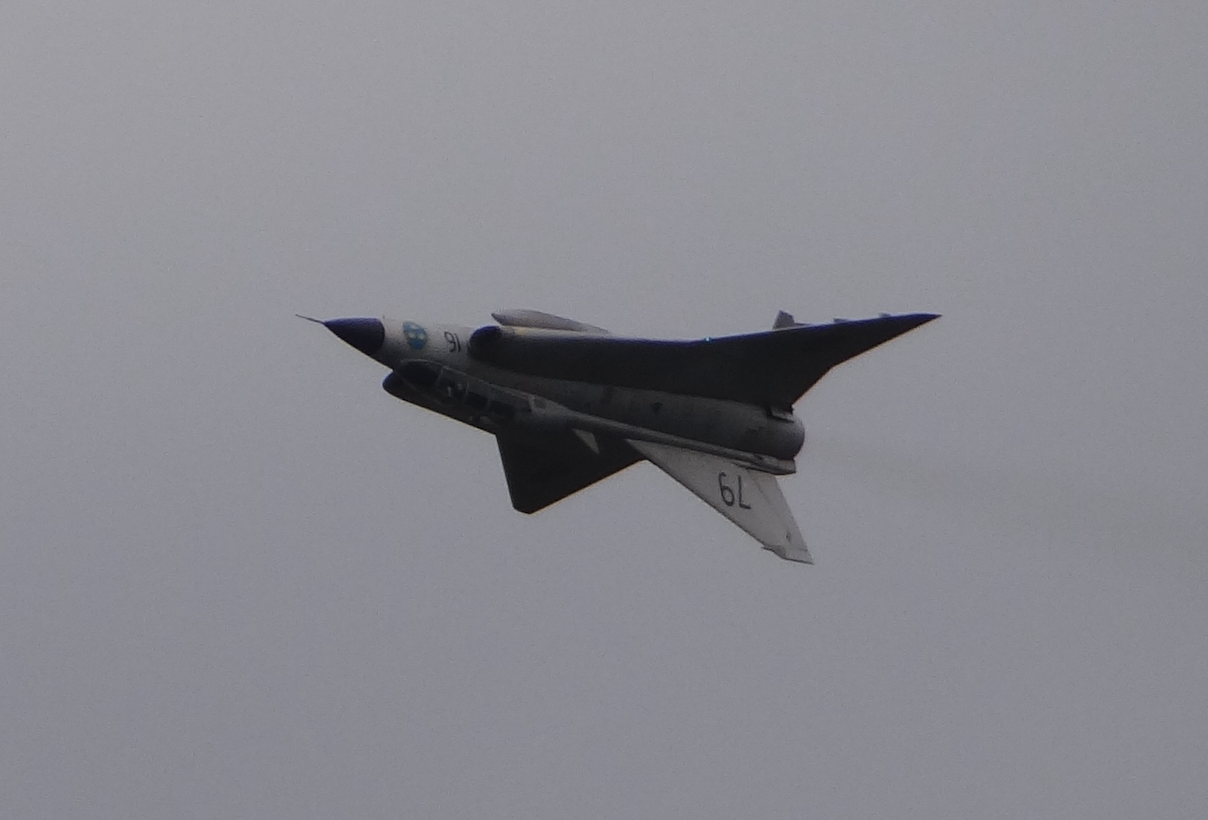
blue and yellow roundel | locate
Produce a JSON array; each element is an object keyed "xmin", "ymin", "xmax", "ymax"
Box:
[{"xmin": 402, "ymin": 321, "xmax": 428, "ymax": 351}]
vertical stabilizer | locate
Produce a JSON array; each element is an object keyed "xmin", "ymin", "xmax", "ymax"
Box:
[{"xmin": 628, "ymin": 440, "xmax": 812, "ymax": 564}]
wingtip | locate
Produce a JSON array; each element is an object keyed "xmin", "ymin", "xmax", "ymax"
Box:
[{"xmin": 892, "ymin": 312, "xmax": 941, "ymax": 332}]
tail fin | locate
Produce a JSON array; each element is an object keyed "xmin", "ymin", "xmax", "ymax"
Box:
[{"xmin": 628, "ymin": 440, "xmax": 812, "ymax": 564}]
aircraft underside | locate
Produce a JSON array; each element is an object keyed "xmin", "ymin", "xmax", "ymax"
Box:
[{"xmin": 311, "ymin": 308, "xmax": 938, "ymax": 563}]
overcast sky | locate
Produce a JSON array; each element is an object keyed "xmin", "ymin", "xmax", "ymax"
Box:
[{"xmin": 3, "ymin": 2, "xmax": 1207, "ymax": 817}]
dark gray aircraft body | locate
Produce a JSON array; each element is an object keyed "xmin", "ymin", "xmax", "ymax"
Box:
[{"xmin": 311, "ymin": 308, "xmax": 937, "ymax": 563}]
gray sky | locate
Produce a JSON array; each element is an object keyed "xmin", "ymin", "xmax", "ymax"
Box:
[{"xmin": 3, "ymin": 2, "xmax": 1207, "ymax": 817}]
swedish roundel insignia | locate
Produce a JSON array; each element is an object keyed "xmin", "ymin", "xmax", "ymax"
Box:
[{"xmin": 402, "ymin": 321, "xmax": 428, "ymax": 350}]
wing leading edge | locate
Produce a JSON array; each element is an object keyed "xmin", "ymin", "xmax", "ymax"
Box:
[{"xmin": 469, "ymin": 313, "xmax": 939, "ymax": 407}]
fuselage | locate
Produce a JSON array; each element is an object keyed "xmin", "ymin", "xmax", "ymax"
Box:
[
  {"xmin": 363, "ymin": 317, "xmax": 805, "ymax": 469},
  {"xmin": 315, "ymin": 307, "xmax": 937, "ymax": 561}
]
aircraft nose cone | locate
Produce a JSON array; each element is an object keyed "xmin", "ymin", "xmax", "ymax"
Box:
[{"xmin": 324, "ymin": 317, "xmax": 385, "ymax": 356}]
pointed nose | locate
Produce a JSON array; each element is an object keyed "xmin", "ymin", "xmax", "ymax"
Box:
[{"xmin": 324, "ymin": 317, "xmax": 385, "ymax": 356}]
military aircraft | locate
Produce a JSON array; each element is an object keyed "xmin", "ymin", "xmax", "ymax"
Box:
[{"xmin": 307, "ymin": 308, "xmax": 937, "ymax": 563}]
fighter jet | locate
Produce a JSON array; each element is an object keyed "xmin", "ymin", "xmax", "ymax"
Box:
[{"xmin": 308, "ymin": 308, "xmax": 937, "ymax": 563}]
